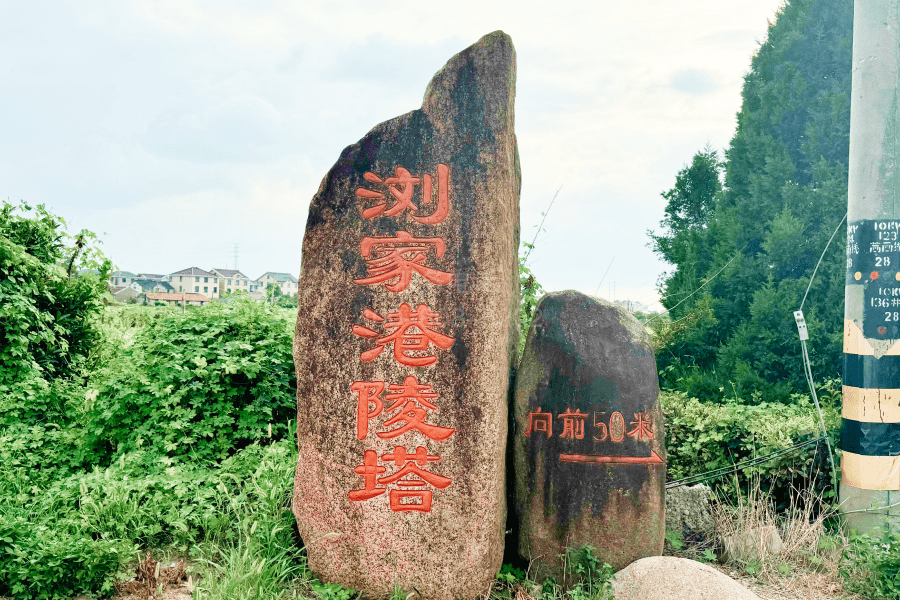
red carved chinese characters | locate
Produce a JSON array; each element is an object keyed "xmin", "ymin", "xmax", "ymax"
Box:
[
  {"xmin": 352, "ymin": 303, "xmax": 454, "ymax": 366},
  {"xmin": 348, "ymin": 449, "xmax": 387, "ymax": 501},
  {"xmin": 593, "ymin": 412, "xmax": 608, "ymax": 441},
  {"xmin": 354, "ymin": 231, "xmax": 453, "ymax": 292},
  {"xmin": 352, "ymin": 381, "xmax": 385, "ymax": 439},
  {"xmin": 627, "ymin": 411, "xmax": 654, "ymax": 442},
  {"xmin": 526, "ymin": 408, "xmax": 656, "ymax": 444},
  {"xmin": 355, "ymin": 164, "xmax": 450, "ymax": 224},
  {"xmin": 558, "ymin": 408, "xmax": 588, "ymax": 440},
  {"xmin": 348, "ymin": 446, "xmax": 452, "ymax": 512},
  {"xmin": 524, "ymin": 407, "xmax": 553, "ymax": 438},
  {"xmin": 348, "ymin": 163, "xmax": 455, "ymax": 513},
  {"xmin": 527, "ymin": 407, "xmax": 662, "ymax": 466},
  {"xmin": 352, "ymin": 376, "xmax": 456, "ymax": 441}
]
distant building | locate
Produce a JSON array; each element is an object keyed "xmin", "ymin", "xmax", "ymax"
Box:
[
  {"xmin": 133, "ymin": 278, "xmax": 175, "ymax": 294},
  {"xmin": 169, "ymin": 267, "xmax": 220, "ymax": 298},
  {"xmin": 136, "ymin": 272, "xmax": 168, "ymax": 282},
  {"xmin": 210, "ymin": 268, "xmax": 252, "ymax": 296},
  {"xmin": 108, "ymin": 270, "xmax": 138, "ymax": 287},
  {"xmin": 110, "ymin": 282, "xmax": 142, "ymax": 302},
  {"xmin": 143, "ymin": 292, "xmax": 210, "ymax": 307},
  {"xmin": 256, "ymin": 271, "xmax": 299, "ymax": 296}
]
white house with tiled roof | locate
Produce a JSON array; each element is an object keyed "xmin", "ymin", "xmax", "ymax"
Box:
[
  {"xmin": 169, "ymin": 267, "xmax": 220, "ymax": 298},
  {"xmin": 144, "ymin": 292, "xmax": 209, "ymax": 307},
  {"xmin": 133, "ymin": 278, "xmax": 175, "ymax": 294},
  {"xmin": 210, "ymin": 268, "xmax": 251, "ymax": 296},
  {"xmin": 256, "ymin": 271, "xmax": 298, "ymax": 296},
  {"xmin": 108, "ymin": 270, "xmax": 138, "ymax": 287},
  {"xmin": 110, "ymin": 282, "xmax": 142, "ymax": 302}
]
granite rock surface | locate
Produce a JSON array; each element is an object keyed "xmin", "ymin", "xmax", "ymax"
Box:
[{"xmin": 292, "ymin": 31, "xmax": 520, "ymax": 600}]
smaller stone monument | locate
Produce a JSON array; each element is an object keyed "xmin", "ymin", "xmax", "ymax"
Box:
[{"xmin": 513, "ymin": 291, "xmax": 665, "ymax": 577}]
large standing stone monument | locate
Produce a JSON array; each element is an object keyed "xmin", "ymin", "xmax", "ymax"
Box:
[
  {"xmin": 514, "ymin": 291, "xmax": 665, "ymax": 577},
  {"xmin": 292, "ymin": 32, "xmax": 520, "ymax": 600}
]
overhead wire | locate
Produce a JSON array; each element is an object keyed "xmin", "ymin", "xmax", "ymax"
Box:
[
  {"xmin": 794, "ymin": 211, "xmax": 847, "ymax": 489},
  {"xmin": 666, "ymin": 436, "xmax": 826, "ymax": 490},
  {"xmin": 647, "ymin": 251, "xmax": 741, "ymax": 326}
]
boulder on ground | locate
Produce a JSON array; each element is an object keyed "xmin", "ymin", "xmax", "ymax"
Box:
[
  {"xmin": 666, "ymin": 483, "xmax": 716, "ymax": 538},
  {"xmin": 722, "ymin": 525, "xmax": 783, "ymax": 565},
  {"xmin": 513, "ymin": 291, "xmax": 665, "ymax": 577},
  {"xmin": 612, "ymin": 556, "xmax": 762, "ymax": 600}
]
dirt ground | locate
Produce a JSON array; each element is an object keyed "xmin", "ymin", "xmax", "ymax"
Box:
[
  {"xmin": 112, "ymin": 554, "xmax": 193, "ymax": 600},
  {"xmin": 710, "ymin": 563, "xmax": 864, "ymax": 600}
]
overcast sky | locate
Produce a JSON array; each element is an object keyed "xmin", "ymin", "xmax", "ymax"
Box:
[{"xmin": 1, "ymin": 1, "xmax": 786, "ymax": 309}]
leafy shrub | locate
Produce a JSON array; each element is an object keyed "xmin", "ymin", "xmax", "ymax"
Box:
[
  {"xmin": 0, "ymin": 438, "xmax": 300, "ymax": 599},
  {"xmin": 661, "ymin": 387, "xmax": 840, "ymax": 500},
  {"xmin": 82, "ymin": 299, "xmax": 297, "ymax": 465},
  {"xmin": 0, "ymin": 513, "xmax": 134, "ymax": 600},
  {"xmin": 0, "ymin": 200, "xmax": 110, "ymax": 385},
  {"xmin": 842, "ymin": 531, "xmax": 900, "ymax": 600}
]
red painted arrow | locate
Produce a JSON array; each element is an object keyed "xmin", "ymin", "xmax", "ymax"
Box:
[{"xmin": 559, "ymin": 451, "xmax": 664, "ymax": 465}]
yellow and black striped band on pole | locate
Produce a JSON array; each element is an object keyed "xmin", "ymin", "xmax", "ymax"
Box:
[{"xmin": 842, "ymin": 319, "xmax": 900, "ymax": 489}]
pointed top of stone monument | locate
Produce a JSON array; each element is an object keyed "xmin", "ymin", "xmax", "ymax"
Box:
[{"xmin": 422, "ymin": 31, "xmax": 516, "ymax": 136}]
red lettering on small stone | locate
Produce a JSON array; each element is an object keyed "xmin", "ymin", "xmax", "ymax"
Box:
[
  {"xmin": 593, "ymin": 411, "xmax": 608, "ymax": 441},
  {"xmin": 352, "ymin": 303, "xmax": 454, "ymax": 366},
  {"xmin": 558, "ymin": 408, "xmax": 588, "ymax": 440},
  {"xmin": 609, "ymin": 411, "xmax": 625, "ymax": 443},
  {"xmin": 354, "ymin": 231, "xmax": 453, "ymax": 292},
  {"xmin": 524, "ymin": 407, "xmax": 553, "ymax": 438},
  {"xmin": 626, "ymin": 411, "xmax": 654, "ymax": 442},
  {"xmin": 559, "ymin": 451, "xmax": 664, "ymax": 465}
]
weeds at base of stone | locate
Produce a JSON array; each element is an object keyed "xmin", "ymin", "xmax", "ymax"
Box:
[
  {"xmin": 485, "ymin": 546, "xmax": 614, "ymax": 600},
  {"xmin": 666, "ymin": 476, "xmax": 861, "ymax": 600}
]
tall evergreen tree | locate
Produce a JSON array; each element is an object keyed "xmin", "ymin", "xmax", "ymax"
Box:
[{"xmin": 651, "ymin": 0, "xmax": 852, "ymax": 402}]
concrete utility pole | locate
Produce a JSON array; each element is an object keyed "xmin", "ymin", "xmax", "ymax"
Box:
[{"xmin": 842, "ymin": 0, "xmax": 900, "ymax": 534}]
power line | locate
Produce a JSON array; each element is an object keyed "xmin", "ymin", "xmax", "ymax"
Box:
[
  {"xmin": 593, "ymin": 256, "xmax": 615, "ymax": 297},
  {"xmin": 523, "ymin": 186, "xmax": 561, "ymax": 263},
  {"xmin": 665, "ymin": 436, "xmax": 826, "ymax": 490},
  {"xmin": 800, "ymin": 212, "xmax": 846, "ymax": 311},
  {"xmin": 647, "ymin": 250, "xmax": 742, "ymax": 326}
]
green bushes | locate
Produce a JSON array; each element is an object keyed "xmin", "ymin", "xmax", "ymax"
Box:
[
  {"xmin": 842, "ymin": 532, "xmax": 900, "ymax": 600},
  {"xmin": 0, "ymin": 201, "xmax": 110, "ymax": 385},
  {"xmin": 661, "ymin": 387, "xmax": 840, "ymax": 498},
  {"xmin": 82, "ymin": 300, "xmax": 297, "ymax": 465},
  {"xmin": 0, "ymin": 211, "xmax": 302, "ymax": 600},
  {"xmin": 0, "ymin": 439, "xmax": 302, "ymax": 599},
  {"xmin": 0, "ymin": 514, "xmax": 134, "ymax": 600}
]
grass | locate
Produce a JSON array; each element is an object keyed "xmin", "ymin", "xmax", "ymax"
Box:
[{"xmin": 665, "ymin": 477, "xmax": 867, "ymax": 600}]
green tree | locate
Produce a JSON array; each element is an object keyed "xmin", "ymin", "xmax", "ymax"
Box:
[
  {"xmin": 650, "ymin": 0, "xmax": 852, "ymax": 401},
  {"xmin": 649, "ymin": 145, "xmax": 723, "ymax": 318},
  {"xmin": 0, "ymin": 201, "xmax": 111, "ymax": 385},
  {"xmin": 265, "ymin": 282, "xmax": 282, "ymax": 304}
]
